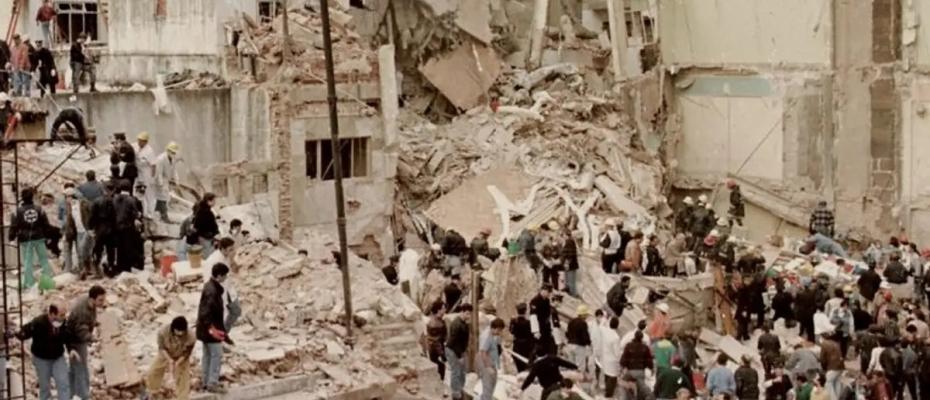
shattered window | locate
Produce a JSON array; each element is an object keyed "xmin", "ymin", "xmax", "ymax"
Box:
[
  {"xmin": 258, "ymin": 0, "xmax": 285, "ymax": 24},
  {"xmin": 56, "ymin": 1, "xmax": 99, "ymax": 44},
  {"xmin": 306, "ymin": 138, "xmax": 370, "ymax": 181}
]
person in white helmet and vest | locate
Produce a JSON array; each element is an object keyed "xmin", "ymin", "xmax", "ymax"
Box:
[{"xmin": 153, "ymin": 142, "xmax": 179, "ymax": 223}]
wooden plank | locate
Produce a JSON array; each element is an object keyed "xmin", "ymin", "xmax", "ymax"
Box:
[{"xmin": 98, "ymin": 311, "xmax": 142, "ymax": 387}]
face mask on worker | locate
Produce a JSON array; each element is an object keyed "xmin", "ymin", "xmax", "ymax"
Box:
[{"xmin": 52, "ymin": 320, "xmax": 63, "ymax": 328}]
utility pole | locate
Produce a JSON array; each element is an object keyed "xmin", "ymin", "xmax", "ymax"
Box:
[
  {"xmin": 319, "ymin": 0, "xmax": 354, "ymax": 341},
  {"xmin": 282, "ymin": 0, "xmax": 291, "ymax": 61}
]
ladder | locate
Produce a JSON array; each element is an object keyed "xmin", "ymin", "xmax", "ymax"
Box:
[
  {"xmin": 0, "ymin": 144, "xmax": 27, "ymax": 400},
  {"xmin": 5, "ymin": 0, "xmax": 23, "ymax": 44}
]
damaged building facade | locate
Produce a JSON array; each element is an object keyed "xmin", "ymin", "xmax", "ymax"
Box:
[
  {"xmin": 7, "ymin": 0, "xmax": 397, "ymax": 260},
  {"xmin": 660, "ymin": 0, "xmax": 930, "ymax": 245}
]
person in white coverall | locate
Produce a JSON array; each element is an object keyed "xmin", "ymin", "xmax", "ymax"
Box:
[
  {"xmin": 153, "ymin": 142, "xmax": 179, "ymax": 223},
  {"xmin": 133, "ymin": 132, "xmax": 157, "ymax": 219}
]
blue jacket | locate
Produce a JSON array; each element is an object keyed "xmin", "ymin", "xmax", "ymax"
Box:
[{"xmin": 706, "ymin": 365, "xmax": 736, "ymax": 396}]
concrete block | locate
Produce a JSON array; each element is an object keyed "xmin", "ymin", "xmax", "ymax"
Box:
[
  {"xmin": 190, "ymin": 374, "xmax": 318, "ymax": 400},
  {"xmin": 273, "ymin": 258, "xmax": 305, "ymax": 280},
  {"xmin": 246, "ymin": 348, "xmax": 287, "ymax": 363},
  {"xmin": 172, "ymin": 261, "xmax": 204, "ymax": 284}
]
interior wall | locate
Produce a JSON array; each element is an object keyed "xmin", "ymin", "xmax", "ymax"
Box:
[
  {"xmin": 659, "ymin": 0, "xmax": 833, "ymax": 66},
  {"xmin": 108, "ymin": 0, "xmax": 221, "ymax": 56},
  {"xmin": 676, "ymin": 75, "xmax": 785, "ymax": 181}
]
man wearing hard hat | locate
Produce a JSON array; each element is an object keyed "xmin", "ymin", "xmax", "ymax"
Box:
[{"xmin": 153, "ymin": 142, "xmax": 180, "ymax": 223}]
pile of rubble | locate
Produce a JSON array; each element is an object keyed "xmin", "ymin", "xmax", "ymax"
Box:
[
  {"xmin": 11, "ymin": 229, "xmax": 431, "ymax": 399},
  {"xmin": 397, "ymin": 65, "xmax": 668, "ymax": 246},
  {"xmin": 233, "ymin": 4, "xmax": 377, "ymax": 84}
]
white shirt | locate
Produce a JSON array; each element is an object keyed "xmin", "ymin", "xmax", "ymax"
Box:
[
  {"xmin": 589, "ymin": 319, "xmax": 605, "ymax": 365},
  {"xmin": 134, "ymin": 143, "xmax": 156, "ymax": 184},
  {"xmin": 823, "ymin": 298, "xmax": 843, "ymax": 318},
  {"xmin": 70, "ymin": 202, "xmax": 86, "ymax": 233},
  {"xmin": 868, "ymin": 347, "xmax": 885, "ymax": 373},
  {"xmin": 203, "ymin": 251, "xmax": 238, "ymax": 303},
  {"xmin": 601, "ymin": 328, "xmax": 622, "ymax": 377}
]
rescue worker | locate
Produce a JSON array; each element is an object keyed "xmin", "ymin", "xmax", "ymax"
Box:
[
  {"xmin": 66, "ymin": 285, "xmax": 106, "ymax": 400},
  {"xmin": 16, "ymin": 304, "xmax": 71, "ymax": 400},
  {"xmin": 34, "ymin": 39, "xmax": 56, "ymax": 96},
  {"xmin": 530, "ymin": 285, "xmax": 560, "ymax": 350},
  {"xmin": 689, "ymin": 197, "xmax": 710, "ymax": 249},
  {"xmin": 9, "ymin": 187, "xmax": 52, "ymax": 289},
  {"xmin": 727, "ymin": 180, "xmax": 745, "ymax": 227},
  {"xmin": 197, "ymin": 263, "xmax": 229, "ymax": 394},
  {"xmin": 49, "ymin": 97, "xmax": 89, "ymax": 144},
  {"xmin": 424, "ymin": 301, "xmax": 447, "ymax": 379},
  {"xmin": 153, "ymin": 142, "xmax": 179, "ymax": 223},
  {"xmin": 133, "ymin": 132, "xmax": 157, "ymax": 218},
  {"xmin": 565, "ymin": 306, "xmax": 592, "ymax": 379},
  {"xmin": 141, "ymin": 317, "xmax": 196, "ymax": 400},
  {"xmin": 675, "ymin": 197, "xmax": 695, "ymax": 234},
  {"xmin": 561, "ymin": 230, "xmax": 580, "ymax": 297},
  {"xmin": 110, "ymin": 133, "xmax": 138, "ymax": 191}
]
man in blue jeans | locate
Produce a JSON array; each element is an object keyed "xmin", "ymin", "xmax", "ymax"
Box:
[
  {"xmin": 445, "ymin": 303, "xmax": 472, "ymax": 400},
  {"xmin": 66, "ymin": 285, "xmax": 106, "ymax": 400},
  {"xmin": 197, "ymin": 263, "xmax": 229, "ymax": 394},
  {"xmin": 478, "ymin": 318, "xmax": 504, "ymax": 400},
  {"xmin": 17, "ymin": 304, "xmax": 72, "ymax": 400}
]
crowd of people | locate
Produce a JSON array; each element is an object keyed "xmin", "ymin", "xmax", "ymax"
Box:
[{"xmin": 408, "ymin": 180, "xmax": 930, "ymax": 400}]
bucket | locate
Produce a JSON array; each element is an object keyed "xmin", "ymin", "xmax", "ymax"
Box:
[
  {"xmin": 189, "ymin": 245, "xmax": 203, "ymax": 269},
  {"xmin": 160, "ymin": 255, "xmax": 177, "ymax": 277}
]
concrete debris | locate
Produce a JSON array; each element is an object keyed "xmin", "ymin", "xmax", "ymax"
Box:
[
  {"xmin": 419, "ymin": 41, "xmax": 503, "ymax": 110},
  {"xmin": 163, "ymin": 69, "xmax": 227, "ymax": 89}
]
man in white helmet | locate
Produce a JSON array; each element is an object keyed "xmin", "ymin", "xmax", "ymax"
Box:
[
  {"xmin": 676, "ymin": 197, "xmax": 695, "ymax": 235},
  {"xmin": 153, "ymin": 142, "xmax": 179, "ymax": 223}
]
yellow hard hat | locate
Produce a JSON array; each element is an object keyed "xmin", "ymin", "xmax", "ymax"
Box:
[
  {"xmin": 137, "ymin": 131, "xmax": 150, "ymax": 141},
  {"xmin": 577, "ymin": 305, "xmax": 590, "ymax": 316},
  {"xmin": 166, "ymin": 141, "xmax": 179, "ymax": 153}
]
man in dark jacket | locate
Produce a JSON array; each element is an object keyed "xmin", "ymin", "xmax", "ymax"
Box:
[
  {"xmin": 445, "ymin": 303, "xmax": 472, "ymax": 400},
  {"xmin": 858, "ymin": 263, "xmax": 883, "ymax": 303},
  {"xmin": 69, "ymin": 32, "xmax": 95, "ymax": 93},
  {"xmin": 735, "ymin": 355, "xmax": 759, "ymax": 400},
  {"xmin": 794, "ymin": 283, "xmax": 818, "ymax": 342},
  {"xmin": 565, "ymin": 306, "xmax": 591, "ymax": 377},
  {"xmin": 443, "ymin": 275, "xmax": 463, "ymax": 313},
  {"xmin": 66, "ymin": 285, "xmax": 105, "ymax": 400},
  {"xmin": 9, "ymin": 187, "xmax": 52, "ymax": 289},
  {"xmin": 441, "ymin": 229, "xmax": 468, "ymax": 272},
  {"xmin": 727, "ymin": 180, "xmax": 745, "ymax": 227},
  {"xmin": 89, "ymin": 182, "xmax": 117, "ymax": 273},
  {"xmin": 521, "ymin": 341, "xmax": 578, "ymax": 400},
  {"xmin": 197, "ymin": 263, "xmax": 229, "ymax": 394},
  {"xmin": 654, "ymin": 358, "xmax": 692, "ymax": 400},
  {"xmin": 735, "ymin": 276, "xmax": 755, "ymax": 341},
  {"xmin": 771, "ymin": 280, "xmax": 794, "ymax": 326},
  {"xmin": 607, "ymin": 275, "xmax": 631, "ymax": 317},
  {"xmin": 193, "ymin": 193, "xmax": 219, "ymax": 257},
  {"xmin": 530, "ymin": 286, "xmax": 560, "ymax": 341},
  {"xmin": 809, "ymin": 200, "xmax": 835, "ymax": 237},
  {"xmin": 34, "ymin": 39, "xmax": 56, "ymax": 95},
  {"xmin": 757, "ymin": 323, "xmax": 781, "ymax": 378},
  {"xmin": 77, "ymin": 170, "xmax": 104, "ymax": 202},
  {"xmin": 561, "ymin": 230, "xmax": 580, "ymax": 297},
  {"xmin": 820, "ymin": 333, "xmax": 845, "ymax": 400},
  {"xmin": 17, "ymin": 304, "xmax": 72, "ymax": 400},
  {"xmin": 884, "ymin": 254, "xmax": 909, "ymax": 284},
  {"xmin": 621, "ymin": 330, "xmax": 654, "ymax": 399},
  {"xmin": 112, "ymin": 180, "xmax": 142, "ymax": 274},
  {"xmin": 50, "ymin": 98, "xmax": 88, "ymax": 144},
  {"xmin": 510, "ymin": 303, "xmax": 536, "ymax": 372}
]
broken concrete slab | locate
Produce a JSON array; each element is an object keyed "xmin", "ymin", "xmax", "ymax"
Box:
[
  {"xmin": 455, "ymin": 0, "xmax": 493, "ymax": 44},
  {"xmin": 99, "ymin": 311, "xmax": 142, "ymax": 387},
  {"xmin": 273, "ymin": 258, "xmax": 306, "ymax": 280},
  {"xmin": 594, "ymin": 174, "xmax": 650, "ymax": 217},
  {"xmin": 246, "ymin": 348, "xmax": 287, "ymax": 363},
  {"xmin": 419, "ymin": 41, "xmax": 502, "ymax": 110}
]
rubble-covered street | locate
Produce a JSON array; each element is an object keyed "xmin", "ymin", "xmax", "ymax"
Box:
[{"xmin": 1, "ymin": 0, "xmax": 930, "ymax": 400}]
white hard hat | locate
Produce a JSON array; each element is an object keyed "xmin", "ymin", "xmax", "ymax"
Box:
[
  {"xmin": 683, "ymin": 196, "xmax": 694, "ymax": 205},
  {"xmin": 0, "ymin": 92, "xmax": 8, "ymax": 102},
  {"xmin": 717, "ymin": 217, "xmax": 727, "ymax": 226},
  {"xmin": 69, "ymin": 95, "xmax": 78, "ymax": 103},
  {"xmin": 698, "ymin": 194, "xmax": 708, "ymax": 203},
  {"xmin": 430, "ymin": 243, "xmax": 441, "ymax": 251},
  {"xmin": 705, "ymin": 203, "xmax": 713, "ymax": 210},
  {"xmin": 709, "ymin": 229, "xmax": 720, "ymax": 237},
  {"xmin": 656, "ymin": 303, "xmax": 670, "ymax": 314}
]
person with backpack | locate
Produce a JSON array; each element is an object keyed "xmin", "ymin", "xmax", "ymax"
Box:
[{"xmin": 9, "ymin": 187, "xmax": 52, "ymax": 289}]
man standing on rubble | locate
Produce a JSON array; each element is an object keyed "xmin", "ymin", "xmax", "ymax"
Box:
[
  {"xmin": 565, "ymin": 306, "xmax": 592, "ymax": 379},
  {"xmin": 540, "ymin": 235, "xmax": 562, "ymax": 290},
  {"xmin": 562, "ymin": 230, "xmax": 580, "ymax": 297},
  {"xmin": 620, "ymin": 330, "xmax": 654, "ymax": 400},
  {"xmin": 153, "ymin": 142, "xmax": 179, "ymax": 223},
  {"xmin": 727, "ymin": 180, "xmax": 745, "ymax": 227},
  {"xmin": 607, "ymin": 275, "xmax": 632, "ymax": 317},
  {"xmin": 809, "ymin": 200, "xmax": 835, "ymax": 237},
  {"xmin": 34, "ymin": 39, "xmax": 56, "ymax": 95},
  {"xmin": 445, "ymin": 303, "xmax": 472, "ymax": 400},
  {"xmin": 197, "ymin": 263, "xmax": 229, "ymax": 394},
  {"xmin": 70, "ymin": 32, "xmax": 95, "ymax": 93},
  {"xmin": 112, "ymin": 180, "xmax": 142, "ymax": 274},
  {"xmin": 600, "ymin": 219, "xmax": 624, "ymax": 273},
  {"xmin": 795, "ymin": 279, "xmax": 818, "ymax": 342},
  {"xmin": 820, "ymin": 331, "xmax": 845, "ymax": 400},
  {"xmin": 62, "ymin": 188, "xmax": 91, "ymax": 277},
  {"xmin": 519, "ymin": 226, "xmax": 542, "ymax": 271},
  {"xmin": 133, "ymin": 132, "xmax": 157, "ymax": 218},
  {"xmin": 757, "ymin": 323, "xmax": 781, "ymax": 378},
  {"xmin": 622, "ymin": 232, "xmax": 643, "ymax": 273},
  {"xmin": 9, "ymin": 187, "xmax": 53, "ymax": 289},
  {"xmin": 676, "ymin": 197, "xmax": 695, "ymax": 235},
  {"xmin": 67, "ymin": 285, "xmax": 106, "ymax": 400},
  {"xmin": 859, "ymin": 262, "xmax": 883, "ymax": 304},
  {"xmin": 89, "ymin": 181, "xmax": 116, "ymax": 274},
  {"xmin": 110, "ymin": 133, "xmax": 138, "ymax": 190},
  {"xmin": 443, "ymin": 274, "xmax": 463, "ymax": 313},
  {"xmin": 530, "ymin": 285, "xmax": 560, "ymax": 349},
  {"xmin": 510, "ymin": 304, "xmax": 535, "ymax": 372},
  {"xmin": 478, "ymin": 318, "xmax": 505, "ymax": 400},
  {"xmin": 10, "ymin": 34, "xmax": 31, "ymax": 97},
  {"xmin": 142, "ymin": 316, "xmax": 196, "ymax": 400},
  {"xmin": 193, "ymin": 193, "xmax": 220, "ymax": 257},
  {"xmin": 17, "ymin": 304, "xmax": 72, "ymax": 400},
  {"xmin": 77, "ymin": 170, "xmax": 103, "ymax": 202},
  {"xmin": 441, "ymin": 229, "xmax": 468, "ymax": 273}
]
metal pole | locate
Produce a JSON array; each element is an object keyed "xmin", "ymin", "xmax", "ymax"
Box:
[
  {"xmin": 319, "ymin": 0, "xmax": 353, "ymax": 340},
  {"xmin": 281, "ymin": 0, "xmax": 290, "ymax": 61}
]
